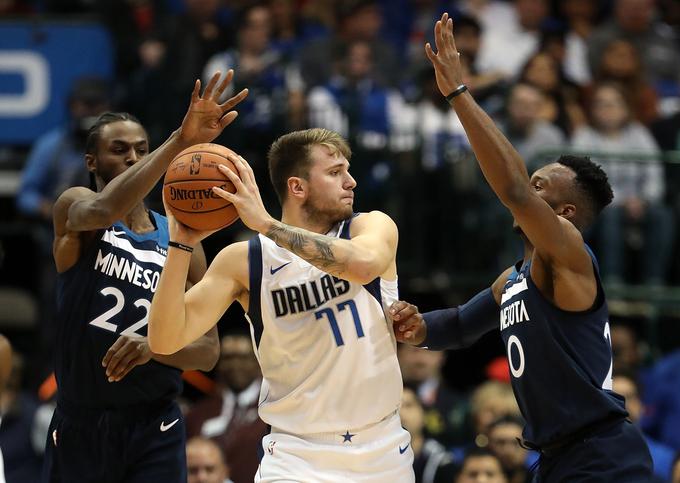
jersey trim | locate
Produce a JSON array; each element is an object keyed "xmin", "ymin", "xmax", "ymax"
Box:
[{"xmin": 248, "ymin": 236, "xmax": 264, "ymax": 347}]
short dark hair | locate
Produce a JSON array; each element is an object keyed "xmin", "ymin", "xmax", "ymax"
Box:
[
  {"xmin": 85, "ymin": 112, "xmax": 143, "ymax": 156},
  {"xmin": 460, "ymin": 447, "xmax": 502, "ymax": 468},
  {"xmin": 85, "ymin": 112, "xmax": 144, "ymax": 190},
  {"xmin": 452, "ymin": 12, "xmax": 481, "ymax": 36},
  {"xmin": 267, "ymin": 128, "xmax": 351, "ymax": 203},
  {"xmin": 556, "ymin": 154, "xmax": 613, "ymax": 225}
]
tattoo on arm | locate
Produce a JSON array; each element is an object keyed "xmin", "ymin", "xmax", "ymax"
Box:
[{"xmin": 265, "ymin": 222, "xmax": 348, "ymax": 274}]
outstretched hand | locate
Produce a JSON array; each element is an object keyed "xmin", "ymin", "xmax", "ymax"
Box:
[
  {"xmin": 425, "ymin": 12, "xmax": 465, "ymax": 98},
  {"xmin": 389, "ymin": 301, "xmax": 427, "ymax": 346},
  {"xmin": 212, "ymin": 154, "xmax": 274, "ymax": 234},
  {"xmin": 177, "ymin": 70, "xmax": 249, "ymax": 146}
]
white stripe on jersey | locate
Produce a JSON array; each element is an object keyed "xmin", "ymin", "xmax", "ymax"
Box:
[
  {"xmin": 102, "ymin": 229, "xmax": 166, "ymax": 267},
  {"xmin": 249, "ymin": 220, "xmax": 403, "ymax": 435}
]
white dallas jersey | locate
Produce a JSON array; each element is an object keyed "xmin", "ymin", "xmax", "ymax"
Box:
[{"xmin": 245, "ymin": 215, "xmax": 403, "ymax": 435}]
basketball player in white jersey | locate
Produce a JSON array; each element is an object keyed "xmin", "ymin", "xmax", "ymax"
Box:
[{"xmin": 149, "ymin": 128, "xmax": 414, "ymax": 482}]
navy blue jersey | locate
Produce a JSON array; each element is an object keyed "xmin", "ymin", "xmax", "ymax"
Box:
[
  {"xmin": 54, "ymin": 211, "xmax": 182, "ymax": 408},
  {"xmin": 499, "ymin": 246, "xmax": 627, "ymax": 447}
]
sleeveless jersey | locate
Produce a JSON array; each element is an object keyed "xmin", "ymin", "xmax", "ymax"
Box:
[
  {"xmin": 499, "ymin": 245, "xmax": 627, "ymax": 446},
  {"xmin": 245, "ymin": 215, "xmax": 403, "ymax": 434},
  {"xmin": 54, "ymin": 211, "xmax": 182, "ymax": 408}
]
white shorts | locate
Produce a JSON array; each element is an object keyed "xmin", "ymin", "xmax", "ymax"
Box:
[{"xmin": 255, "ymin": 412, "xmax": 415, "ymax": 483}]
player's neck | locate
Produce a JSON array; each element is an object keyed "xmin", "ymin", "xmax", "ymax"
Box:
[
  {"xmin": 121, "ymin": 203, "xmax": 154, "ymax": 234},
  {"xmin": 523, "ymin": 238, "xmax": 534, "ymax": 263},
  {"xmin": 281, "ymin": 209, "xmax": 333, "ymax": 235}
]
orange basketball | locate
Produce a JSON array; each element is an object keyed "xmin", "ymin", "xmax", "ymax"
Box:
[{"xmin": 163, "ymin": 143, "xmax": 240, "ymax": 230}]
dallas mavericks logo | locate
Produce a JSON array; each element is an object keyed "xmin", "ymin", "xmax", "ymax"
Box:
[{"xmin": 189, "ymin": 153, "xmax": 201, "ymax": 175}]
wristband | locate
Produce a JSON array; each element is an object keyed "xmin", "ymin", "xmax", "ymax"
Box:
[
  {"xmin": 445, "ymin": 84, "xmax": 468, "ymax": 103},
  {"xmin": 168, "ymin": 241, "xmax": 194, "ymax": 253}
]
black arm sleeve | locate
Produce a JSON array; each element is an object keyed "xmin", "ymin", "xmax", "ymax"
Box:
[{"xmin": 419, "ymin": 287, "xmax": 499, "ymax": 351}]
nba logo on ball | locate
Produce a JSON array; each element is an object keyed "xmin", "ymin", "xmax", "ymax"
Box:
[
  {"xmin": 163, "ymin": 143, "xmax": 241, "ymax": 230},
  {"xmin": 190, "ymin": 153, "xmax": 201, "ymax": 175}
]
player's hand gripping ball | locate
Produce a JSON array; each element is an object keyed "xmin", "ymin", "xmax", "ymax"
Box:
[{"xmin": 163, "ymin": 143, "xmax": 240, "ymax": 230}]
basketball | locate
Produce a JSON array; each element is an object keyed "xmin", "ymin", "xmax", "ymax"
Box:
[{"xmin": 163, "ymin": 143, "xmax": 240, "ymax": 231}]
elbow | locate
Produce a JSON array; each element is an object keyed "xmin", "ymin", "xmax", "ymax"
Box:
[{"xmin": 147, "ymin": 325, "xmax": 180, "ymax": 356}]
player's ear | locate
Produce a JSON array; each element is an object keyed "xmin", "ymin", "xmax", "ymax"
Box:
[
  {"xmin": 559, "ymin": 203, "xmax": 576, "ymax": 220},
  {"xmin": 287, "ymin": 176, "xmax": 306, "ymax": 200},
  {"xmin": 85, "ymin": 154, "xmax": 97, "ymax": 174}
]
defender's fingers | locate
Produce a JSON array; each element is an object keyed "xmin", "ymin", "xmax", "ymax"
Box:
[
  {"xmin": 389, "ymin": 300, "xmax": 409, "ymax": 315},
  {"xmin": 105, "ymin": 343, "xmax": 133, "ymax": 377},
  {"xmin": 102, "ymin": 336, "xmax": 127, "ymax": 367},
  {"xmin": 219, "ymin": 111, "xmax": 238, "ymax": 129},
  {"xmin": 191, "ymin": 79, "xmax": 201, "ymax": 103},
  {"xmin": 214, "ymin": 69, "xmax": 234, "ymax": 99},
  {"xmin": 202, "ymin": 72, "xmax": 220, "ymax": 99},
  {"xmin": 220, "ymin": 88, "xmax": 249, "ymax": 113},
  {"xmin": 425, "ymin": 42, "xmax": 439, "ymax": 65},
  {"xmin": 111, "ymin": 350, "xmax": 141, "ymax": 380}
]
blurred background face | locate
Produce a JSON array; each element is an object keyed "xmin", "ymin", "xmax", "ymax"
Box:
[
  {"xmin": 344, "ymin": 3, "xmax": 382, "ymax": 40},
  {"xmin": 218, "ymin": 335, "xmax": 260, "ymax": 392},
  {"xmin": 345, "ymin": 41, "xmax": 373, "ymax": 81},
  {"xmin": 508, "ymin": 84, "xmax": 542, "ymax": 130},
  {"xmin": 454, "ymin": 25, "xmax": 481, "ymax": 59},
  {"xmin": 184, "ymin": 0, "xmax": 219, "ymax": 20},
  {"xmin": 612, "ymin": 375, "xmax": 642, "ymax": 421},
  {"xmin": 601, "ymin": 40, "xmax": 640, "ymax": 78},
  {"xmin": 187, "ymin": 439, "xmax": 229, "ymax": 483},
  {"xmin": 398, "ymin": 344, "xmax": 444, "ymax": 384},
  {"xmin": 591, "ymin": 85, "xmax": 629, "ymax": 132},
  {"xmin": 610, "ymin": 325, "xmax": 641, "ymax": 373},
  {"xmin": 488, "ymin": 422, "xmax": 527, "ymax": 472},
  {"xmin": 239, "ymin": 6, "xmax": 272, "ymax": 53},
  {"xmin": 516, "ymin": 0, "xmax": 548, "ymax": 30},
  {"xmin": 399, "ymin": 387, "xmax": 425, "ymax": 435},
  {"xmin": 561, "ymin": 0, "xmax": 596, "ymax": 22},
  {"xmin": 457, "ymin": 455, "xmax": 508, "ymax": 483},
  {"xmin": 523, "ymin": 53, "xmax": 559, "ymax": 92},
  {"xmin": 616, "ymin": 0, "xmax": 653, "ymax": 32}
]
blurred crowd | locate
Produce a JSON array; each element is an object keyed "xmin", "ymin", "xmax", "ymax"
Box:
[{"xmin": 2, "ymin": 0, "xmax": 680, "ymax": 482}]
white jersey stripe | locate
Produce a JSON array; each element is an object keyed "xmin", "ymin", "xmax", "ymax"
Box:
[{"xmin": 102, "ymin": 229, "xmax": 166, "ymax": 267}]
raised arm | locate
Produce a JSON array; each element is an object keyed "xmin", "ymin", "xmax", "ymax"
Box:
[
  {"xmin": 214, "ymin": 154, "xmax": 398, "ymax": 285},
  {"xmin": 426, "ymin": 14, "xmax": 587, "ymax": 267},
  {"xmin": 55, "ymin": 72, "xmax": 248, "ymax": 235}
]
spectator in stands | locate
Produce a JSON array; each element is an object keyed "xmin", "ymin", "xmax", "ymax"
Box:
[
  {"xmin": 307, "ymin": 39, "xmax": 410, "ymax": 212},
  {"xmin": 0, "ymin": 352, "xmax": 43, "ymax": 482},
  {"xmin": 186, "ymin": 436, "xmax": 232, "ymax": 483},
  {"xmin": 613, "ymin": 372, "xmax": 674, "ymax": 481},
  {"xmin": 456, "ymin": 447, "xmax": 508, "ymax": 483},
  {"xmin": 397, "ymin": 344, "xmax": 470, "ymax": 448},
  {"xmin": 400, "ymin": 385, "xmax": 458, "ymax": 483},
  {"xmin": 487, "ymin": 416, "xmax": 532, "ymax": 483},
  {"xmin": 267, "ymin": 0, "xmax": 327, "ymax": 61},
  {"xmin": 640, "ymin": 350, "xmax": 680, "ymax": 452},
  {"xmin": 497, "ymin": 82, "xmax": 565, "ymax": 166},
  {"xmin": 477, "ymin": 0, "xmax": 550, "ymax": 78},
  {"xmin": 125, "ymin": 0, "xmax": 232, "ymax": 147},
  {"xmin": 588, "ymin": 0, "xmax": 680, "ymax": 89},
  {"xmin": 559, "ymin": 0, "xmax": 599, "ymax": 85},
  {"xmin": 185, "ymin": 334, "xmax": 266, "ymax": 483},
  {"xmin": 610, "ymin": 323, "xmax": 645, "ymax": 374},
  {"xmin": 572, "ymin": 82, "xmax": 674, "ymax": 285},
  {"xmin": 592, "ymin": 38, "xmax": 659, "ymax": 125},
  {"xmin": 469, "ymin": 381, "xmax": 521, "ymax": 449},
  {"xmin": 518, "ymin": 51, "xmax": 586, "ymax": 136},
  {"xmin": 299, "ymin": 0, "xmax": 399, "ymax": 88}
]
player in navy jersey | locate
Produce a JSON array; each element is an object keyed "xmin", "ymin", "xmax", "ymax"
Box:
[
  {"xmin": 43, "ymin": 72, "xmax": 248, "ymax": 483},
  {"xmin": 390, "ymin": 14, "xmax": 654, "ymax": 482}
]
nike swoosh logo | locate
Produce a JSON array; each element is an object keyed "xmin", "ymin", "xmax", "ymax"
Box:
[
  {"xmin": 160, "ymin": 418, "xmax": 179, "ymax": 432},
  {"xmin": 110, "ymin": 228, "xmax": 126, "ymax": 237},
  {"xmin": 270, "ymin": 262, "xmax": 291, "ymax": 275},
  {"xmin": 399, "ymin": 443, "xmax": 410, "ymax": 454}
]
